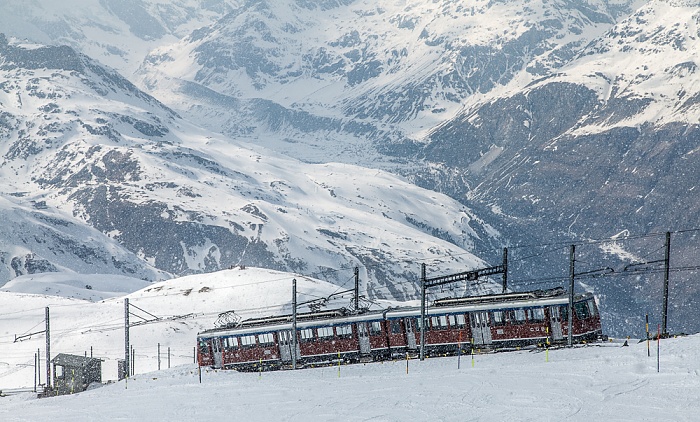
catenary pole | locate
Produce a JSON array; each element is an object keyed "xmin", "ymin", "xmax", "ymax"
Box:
[
  {"xmin": 420, "ymin": 263, "xmax": 426, "ymax": 361},
  {"xmin": 292, "ymin": 278, "xmax": 297, "ymax": 370},
  {"xmin": 662, "ymin": 231, "xmax": 671, "ymax": 337},
  {"xmin": 502, "ymin": 247, "xmax": 508, "ymax": 293},
  {"xmin": 45, "ymin": 307, "xmax": 50, "ymax": 390},
  {"xmin": 354, "ymin": 267, "xmax": 360, "ymax": 311},
  {"xmin": 124, "ymin": 298, "xmax": 130, "ymax": 379},
  {"xmin": 568, "ymin": 245, "xmax": 575, "ymax": 347}
]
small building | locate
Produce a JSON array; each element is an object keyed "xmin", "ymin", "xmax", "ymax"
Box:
[{"xmin": 51, "ymin": 353, "xmax": 102, "ymax": 395}]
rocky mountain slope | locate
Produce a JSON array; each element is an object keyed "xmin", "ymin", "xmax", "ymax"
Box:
[{"xmin": 0, "ymin": 35, "xmax": 502, "ymax": 300}]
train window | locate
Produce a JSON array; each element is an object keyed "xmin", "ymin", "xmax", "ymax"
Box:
[
  {"xmin": 391, "ymin": 320, "xmax": 402, "ymax": 334},
  {"xmin": 514, "ymin": 309, "xmax": 526, "ymax": 324},
  {"xmin": 492, "ymin": 311, "xmax": 505, "ymax": 326},
  {"xmin": 240, "ymin": 335, "xmax": 256, "ymax": 347},
  {"xmin": 317, "ymin": 326, "xmax": 334, "ymax": 338},
  {"xmin": 337, "ymin": 325, "xmax": 353, "ymax": 338},
  {"xmin": 300, "ymin": 328, "xmax": 314, "ymax": 341},
  {"xmin": 198, "ymin": 340, "xmax": 209, "ymax": 354},
  {"xmin": 370, "ymin": 321, "xmax": 382, "ymax": 335},
  {"xmin": 448, "ymin": 315, "xmax": 456, "ymax": 327},
  {"xmin": 430, "ymin": 316, "xmax": 439, "ymax": 329},
  {"xmin": 226, "ymin": 337, "xmax": 239, "ymax": 349},
  {"xmin": 258, "ymin": 333, "xmax": 274, "ymax": 345},
  {"xmin": 561, "ymin": 306, "xmax": 568, "ymax": 322},
  {"xmin": 574, "ymin": 302, "xmax": 591, "ymax": 319},
  {"xmin": 587, "ymin": 299, "xmax": 598, "ymax": 317},
  {"xmin": 455, "ymin": 314, "xmax": 466, "ymax": 327},
  {"xmin": 439, "ymin": 315, "xmax": 448, "ymax": 328},
  {"xmin": 529, "ymin": 308, "xmax": 545, "ymax": 322}
]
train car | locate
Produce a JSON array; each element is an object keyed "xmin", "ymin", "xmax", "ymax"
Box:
[{"xmin": 197, "ymin": 289, "xmax": 602, "ymax": 371}]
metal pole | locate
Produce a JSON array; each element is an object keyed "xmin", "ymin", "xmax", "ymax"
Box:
[
  {"xmin": 292, "ymin": 278, "xmax": 297, "ymax": 370},
  {"xmin": 37, "ymin": 348, "xmax": 41, "ymax": 387},
  {"xmin": 502, "ymin": 247, "xmax": 508, "ymax": 293},
  {"xmin": 158, "ymin": 343, "xmax": 161, "ymax": 371},
  {"xmin": 34, "ymin": 352, "xmax": 37, "ymax": 393},
  {"xmin": 168, "ymin": 347, "xmax": 171, "ymax": 369},
  {"xmin": 125, "ymin": 298, "xmax": 130, "ymax": 379},
  {"xmin": 662, "ymin": 231, "xmax": 671, "ymax": 337},
  {"xmin": 354, "ymin": 267, "xmax": 360, "ymax": 311},
  {"xmin": 45, "ymin": 307, "xmax": 50, "ymax": 389},
  {"xmin": 131, "ymin": 346, "xmax": 135, "ymax": 376},
  {"xmin": 420, "ymin": 263, "xmax": 426, "ymax": 361},
  {"xmin": 568, "ymin": 245, "xmax": 575, "ymax": 347}
]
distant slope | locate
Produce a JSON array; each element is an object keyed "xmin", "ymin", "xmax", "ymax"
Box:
[{"xmin": 0, "ymin": 36, "xmax": 502, "ymax": 300}]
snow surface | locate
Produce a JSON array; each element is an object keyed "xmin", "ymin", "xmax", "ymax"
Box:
[
  {"xmin": 2, "ymin": 333, "xmax": 700, "ymax": 420},
  {"xmin": 2, "ymin": 268, "xmax": 699, "ymax": 420}
]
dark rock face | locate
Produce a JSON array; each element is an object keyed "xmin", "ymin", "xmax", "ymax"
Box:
[{"xmin": 419, "ymin": 77, "xmax": 700, "ymax": 335}]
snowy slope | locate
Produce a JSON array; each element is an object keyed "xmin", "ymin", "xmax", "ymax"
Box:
[
  {"xmin": 1, "ymin": 277, "xmax": 699, "ymax": 422},
  {"xmin": 0, "ymin": 36, "xmax": 503, "ymax": 299},
  {"xmin": 0, "ymin": 0, "xmax": 240, "ymax": 76},
  {"xmin": 0, "ymin": 267, "xmax": 395, "ymax": 390},
  {"xmin": 136, "ymin": 0, "xmax": 643, "ymax": 165}
]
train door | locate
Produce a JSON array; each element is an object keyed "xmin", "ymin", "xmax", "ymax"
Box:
[
  {"xmin": 212, "ymin": 338, "xmax": 223, "ymax": 368},
  {"xmin": 357, "ymin": 323, "xmax": 371, "ymax": 355},
  {"xmin": 470, "ymin": 311, "xmax": 493, "ymax": 345},
  {"xmin": 548, "ymin": 306, "xmax": 564, "ymax": 341},
  {"xmin": 405, "ymin": 318, "xmax": 417, "ymax": 350},
  {"xmin": 278, "ymin": 330, "xmax": 299, "ymax": 362}
]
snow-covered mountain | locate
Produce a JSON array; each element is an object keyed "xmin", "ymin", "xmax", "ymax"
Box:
[
  {"xmin": 1, "ymin": 0, "xmax": 699, "ymax": 335},
  {"xmin": 422, "ymin": 0, "xmax": 700, "ymax": 333},
  {"xmin": 0, "ymin": 0, "xmax": 240, "ymax": 76},
  {"xmin": 136, "ymin": 0, "xmax": 644, "ymax": 166},
  {"xmin": 0, "ymin": 35, "xmax": 502, "ymax": 300}
]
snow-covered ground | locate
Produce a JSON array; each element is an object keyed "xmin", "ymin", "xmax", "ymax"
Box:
[
  {"xmin": 1, "ymin": 268, "xmax": 698, "ymax": 420},
  {"xmin": 1, "ymin": 335, "xmax": 698, "ymax": 421}
]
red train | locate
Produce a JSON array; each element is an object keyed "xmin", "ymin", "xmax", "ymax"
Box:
[{"xmin": 197, "ymin": 288, "xmax": 602, "ymax": 371}]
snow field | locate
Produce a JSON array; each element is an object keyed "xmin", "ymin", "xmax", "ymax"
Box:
[{"xmin": 1, "ymin": 335, "xmax": 699, "ymax": 421}]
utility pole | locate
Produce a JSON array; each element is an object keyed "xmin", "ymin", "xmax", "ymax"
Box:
[
  {"xmin": 354, "ymin": 267, "xmax": 360, "ymax": 311},
  {"xmin": 502, "ymin": 247, "xmax": 508, "ymax": 293},
  {"xmin": 568, "ymin": 245, "xmax": 575, "ymax": 347},
  {"xmin": 662, "ymin": 231, "xmax": 671, "ymax": 337},
  {"xmin": 292, "ymin": 278, "xmax": 297, "ymax": 370},
  {"xmin": 124, "ymin": 298, "xmax": 130, "ymax": 380},
  {"xmin": 420, "ymin": 263, "xmax": 426, "ymax": 361},
  {"xmin": 45, "ymin": 307, "xmax": 50, "ymax": 390}
]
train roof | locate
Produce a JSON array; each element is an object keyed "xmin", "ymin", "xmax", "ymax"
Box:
[{"xmin": 197, "ymin": 289, "xmax": 595, "ymax": 339}]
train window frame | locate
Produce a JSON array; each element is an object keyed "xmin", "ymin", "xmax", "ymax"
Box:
[
  {"xmin": 529, "ymin": 308, "xmax": 545, "ymax": 322},
  {"xmin": 492, "ymin": 311, "xmax": 505, "ymax": 326},
  {"xmin": 587, "ymin": 299, "xmax": 598, "ymax": 317},
  {"xmin": 198, "ymin": 339, "xmax": 209, "ymax": 354},
  {"xmin": 258, "ymin": 333, "xmax": 274, "ymax": 345},
  {"xmin": 514, "ymin": 309, "xmax": 527, "ymax": 324},
  {"xmin": 370, "ymin": 321, "xmax": 382, "ymax": 336},
  {"xmin": 240, "ymin": 335, "xmax": 256, "ymax": 347},
  {"xmin": 336, "ymin": 324, "xmax": 353, "ymax": 338},
  {"xmin": 455, "ymin": 314, "xmax": 466, "ymax": 327},
  {"xmin": 300, "ymin": 328, "xmax": 314, "ymax": 342},
  {"xmin": 439, "ymin": 315, "xmax": 448, "ymax": 328},
  {"xmin": 574, "ymin": 302, "xmax": 591, "ymax": 319},
  {"xmin": 390, "ymin": 319, "xmax": 402, "ymax": 334},
  {"xmin": 226, "ymin": 337, "xmax": 239, "ymax": 349},
  {"xmin": 448, "ymin": 315, "xmax": 456, "ymax": 327},
  {"xmin": 317, "ymin": 326, "xmax": 334, "ymax": 338}
]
